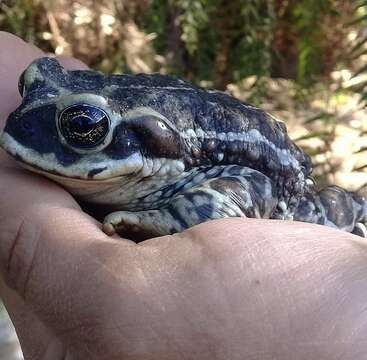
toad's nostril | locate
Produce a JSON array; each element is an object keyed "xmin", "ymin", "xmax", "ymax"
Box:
[
  {"xmin": 18, "ymin": 69, "xmax": 26, "ymax": 97},
  {"xmin": 21, "ymin": 120, "xmax": 35, "ymax": 136},
  {"xmin": 23, "ymin": 120, "xmax": 31, "ymax": 129}
]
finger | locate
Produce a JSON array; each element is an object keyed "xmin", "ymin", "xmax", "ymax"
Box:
[
  {"xmin": 0, "ymin": 164, "xmax": 136, "ymax": 327},
  {"xmin": 0, "ymin": 33, "xmax": 89, "ymax": 128},
  {"xmin": 0, "ymin": 35, "xmax": 88, "ymax": 165},
  {"xmin": 0, "ymin": 32, "xmax": 89, "ymax": 130},
  {"xmin": 0, "ymin": 32, "xmax": 44, "ymax": 127},
  {"xmin": 0, "ymin": 277, "xmax": 64, "ymax": 359}
]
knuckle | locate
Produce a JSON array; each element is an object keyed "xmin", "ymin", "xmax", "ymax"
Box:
[{"xmin": 0, "ymin": 215, "xmax": 41, "ymax": 298}]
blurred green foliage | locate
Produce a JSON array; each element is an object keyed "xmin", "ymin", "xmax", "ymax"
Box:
[
  {"xmin": 0, "ymin": 0, "xmax": 45, "ymax": 43},
  {"xmin": 293, "ymin": 0, "xmax": 336, "ymax": 85},
  {"xmin": 349, "ymin": 0, "xmax": 367, "ymax": 174},
  {"xmin": 144, "ymin": 0, "xmax": 274, "ymax": 87},
  {"xmin": 0, "ymin": 0, "xmax": 355, "ymax": 87}
]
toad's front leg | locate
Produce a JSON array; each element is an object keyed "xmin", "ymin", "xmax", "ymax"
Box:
[{"xmin": 103, "ymin": 168, "xmax": 278, "ymax": 239}]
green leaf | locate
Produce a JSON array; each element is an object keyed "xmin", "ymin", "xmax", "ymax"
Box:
[
  {"xmin": 354, "ymin": 164, "xmax": 367, "ymax": 171},
  {"xmin": 358, "ymin": 92, "xmax": 367, "ymax": 104},
  {"xmin": 294, "ymin": 131, "xmax": 331, "ymax": 142},
  {"xmin": 350, "ymin": 35, "xmax": 367, "ymax": 55},
  {"xmin": 352, "ymin": 63, "xmax": 367, "ymax": 79},
  {"xmin": 348, "ymin": 13, "xmax": 367, "ymax": 26},
  {"xmin": 353, "ymin": 0, "xmax": 367, "ymax": 12},
  {"xmin": 355, "ymin": 146, "xmax": 367, "ymax": 154},
  {"xmin": 303, "ymin": 112, "xmax": 334, "ymax": 124}
]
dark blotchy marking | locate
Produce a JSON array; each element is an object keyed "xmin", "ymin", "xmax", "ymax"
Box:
[
  {"xmin": 319, "ymin": 186, "xmax": 355, "ymax": 228},
  {"xmin": 88, "ymin": 167, "xmax": 108, "ymax": 178},
  {"xmin": 185, "ymin": 190, "xmax": 216, "ymax": 221},
  {"xmin": 203, "ymin": 139, "xmax": 216, "ymax": 152},
  {"xmin": 191, "ymin": 147, "xmax": 201, "ymax": 158},
  {"xmin": 195, "ymin": 202, "xmax": 215, "ymax": 221},
  {"xmin": 166, "ymin": 206, "xmax": 189, "ymax": 228},
  {"xmin": 209, "ymin": 177, "xmax": 253, "ymax": 215},
  {"xmin": 226, "ymin": 141, "xmax": 239, "ymax": 154}
]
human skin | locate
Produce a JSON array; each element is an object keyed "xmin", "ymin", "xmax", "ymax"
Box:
[{"xmin": 1, "ymin": 31, "xmax": 367, "ymax": 360}]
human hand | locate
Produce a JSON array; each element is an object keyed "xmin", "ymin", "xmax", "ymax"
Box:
[{"xmin": 1, "ymin": 32, "xmax": 367, "ymax": 360}]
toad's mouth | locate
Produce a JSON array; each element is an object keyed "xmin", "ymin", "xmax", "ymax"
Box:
[
  {"xmin": 0, "ymin": 131, "xmax": 144, "ymax": 182},
  {"xmin": 21, "ymin": 161, "xmax": 127, "ymax": 184}
]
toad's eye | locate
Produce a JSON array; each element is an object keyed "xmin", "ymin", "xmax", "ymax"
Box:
[{"xmin": 57, "ymin": 104, "xmax": 110, "ymax": 149}]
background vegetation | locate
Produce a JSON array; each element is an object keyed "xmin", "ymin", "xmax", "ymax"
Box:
[{"xmin": 0, "ymin": 0, "xmax": 366, "ymax": 190}]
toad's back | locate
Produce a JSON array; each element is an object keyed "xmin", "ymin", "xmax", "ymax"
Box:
[{"xmin": 99, "ymin": 71, "xmax": 313, "ymax": 200}]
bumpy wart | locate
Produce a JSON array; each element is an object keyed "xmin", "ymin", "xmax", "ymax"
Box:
[{"xmin": 0, "ymin": 57, "xmax": 366, "ymax": 240}]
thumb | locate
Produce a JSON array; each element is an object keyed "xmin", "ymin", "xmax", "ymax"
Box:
[{"xmin": 0, "ymin": 167, "xmax": 136, "ymax": 335}]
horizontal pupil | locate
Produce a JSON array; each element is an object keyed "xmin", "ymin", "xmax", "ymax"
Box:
[{"xmin": 69, "ymin": 115, "xmax": 96, "ymax": 134}]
